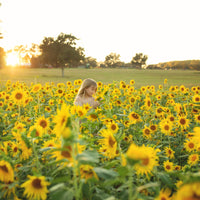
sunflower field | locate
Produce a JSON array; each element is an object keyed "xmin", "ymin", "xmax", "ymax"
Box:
[{"xmin": 0, "ymin": 79, "xmax": 200, "ymax": 200}]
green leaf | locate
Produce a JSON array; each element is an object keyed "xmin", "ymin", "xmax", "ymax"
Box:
[
  {"xmin": 49, "ymin": 186, "xmax": 74, "ymax": 200},
  {"xmin": 49, "ymin": 183, "xmax": 65, "ymax": 192},
  {"xmin": 77, "ymin": 150, "xmax": 99, "ymax": 164},
  {"xmin": 94, "ymin": 167, "xmax": 118, "ymax": 180}
]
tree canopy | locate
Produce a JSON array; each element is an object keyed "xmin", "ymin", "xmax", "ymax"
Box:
[
  {"xmin": 131, "ymin": 53, "xmax": 148, "ymax": 69},
  {"xmin": 39, "ymin": 33, "xmax": 84, "ymax": 68}
]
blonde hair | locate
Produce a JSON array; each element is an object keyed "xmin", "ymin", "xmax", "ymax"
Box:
[{"xmin": 76, "ymin": 78, "xmax": 97, "ymax": 98}]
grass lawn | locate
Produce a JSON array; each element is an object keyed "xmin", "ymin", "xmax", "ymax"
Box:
[{"xmin": 0, "ymin": 67, "xmax": 200, "ymax": 88}]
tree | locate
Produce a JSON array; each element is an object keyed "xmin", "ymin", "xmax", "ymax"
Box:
[
  {"xmin": 131, "ymin": 53, "xmax": 148, "ymax": 69},
  {"xmin": 0, "ymin": 47, "xmax": 6, "ymax": 68},
  {"xmin": 39, "ymin": 33, "xmax": 85, "ymax": 76},
  {"xmin": 104, "ymin": 53, "xmax": 122, "ymax": 68},
  {"xmin": 82, "ymin": 56, "xmax": 97, "ymax": 68}
]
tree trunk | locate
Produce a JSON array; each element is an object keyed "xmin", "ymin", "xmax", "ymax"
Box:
[{"xmin": 61, "ymin": 67, "xmax": 64, "ymax": 77}]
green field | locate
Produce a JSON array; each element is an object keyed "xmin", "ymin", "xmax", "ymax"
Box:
[{"xmin": 0, "ymin": 67, "xmax": 200, "ymax": 88}]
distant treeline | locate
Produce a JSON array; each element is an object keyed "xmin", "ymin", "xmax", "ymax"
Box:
[{"xmin": 147, "ymin": 60, "xmax": 200, "ymax": 70}]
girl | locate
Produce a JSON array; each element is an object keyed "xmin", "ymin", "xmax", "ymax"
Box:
[{"xmin": 74, "ymin": 78, "xmax": 100, "ymax": 109}]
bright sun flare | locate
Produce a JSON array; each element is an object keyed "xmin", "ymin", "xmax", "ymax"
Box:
[{"xmin": 6, "ymin": 53, "xmax": 20, "ymax": 67}]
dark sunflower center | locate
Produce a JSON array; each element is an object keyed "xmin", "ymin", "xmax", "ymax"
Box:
[
  {"xmin": 131, "ymin": 113, "xmax": 138, "ymax": 119},
  {"xmin": 189, "ymin": 143, "xmax": 194, "ymax": 149},
  {"xmin": 191, "ymin": 155, "xmax": 197, "ymax": 161},
  {"xmin": 195, "ymin": 97, "xmax": 200, "ymax": 102},
  {"xmin": 142, "ymin": 157, "xmax": 149, "ymax": 166},
  {"xmin": 32, "ymin": 178, "xmax": 42, "ymax": 189},
  {"xmin": 90, "ymin": 114, "xmax": 97, "ymax": 119},
  {"xmin": 164, "ymin": 125, "xmax": 170, "ymax": 130},
  {"xmin": 144, "ymin": 129, "xmax": 150, "ymax": 135},
  {"xmin": 61, "ymin": 146, "xmax": 72, "ymax": 158},
  {"xmin": 166, "ymin": 165, "xmax": 171, "ymax": 170},
  {"xmin": 14, "ymin": 147, "xmax": 18, "ymax": 152},
  {"xmin": 0, "ymin": 165, "xmax": 9, "ymax": 173},
  {"xmin": 111, "ymin": 124, "xmax": 116, "ymax": 130},
  {"xmin": 180, "ymin": 118, "xmax": 186, "ymax": 125},
  {"xmin": 15, "ymin": 93, "xmax": 23, "ymax": 100},
  {"xmin": 40, "ymin": 120, "xmax": 47, "ymax": 128},
  {"xmin": 108, "ymin": 136, "xmax": 115, "ymax": 148},
  {"xmin": 150, "ymin": 125, "xmax": 156, "ymax": 131}
]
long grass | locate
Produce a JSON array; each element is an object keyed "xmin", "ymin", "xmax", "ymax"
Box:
[{"xmin": 0, "ymin": 67, "xmax": 200, "ymax": 88}]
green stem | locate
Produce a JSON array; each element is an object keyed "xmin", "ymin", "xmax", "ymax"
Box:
[
  {"xmin": 128, "ymin": 167, "xmax": 133, "ymax": 200},
  {"xmin": 18, "ymin": 104, "xmax": 21, "ymax": 121},
  {"xmin": 32, "ymin": 139, "xmax": 41, "ymax": 174},
  {"xmin": 72, "ymin": 142, "xmax": 79, "ymax": 200}
]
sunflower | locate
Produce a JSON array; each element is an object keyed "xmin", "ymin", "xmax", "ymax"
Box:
[
  {"xmin": 42, "ymin": 140, "xmax": 57, "ymax": 148},
  {"xmin": 31, "ymin": 83, "xmax": 42, "ymax": 93},
  {"xmin": 179, "ymin": 85, "xmax": 186, "ymax": 93},
  {"xmin": 0, "ymin": 101, "xmax": 3, "ymax": 107},
  {"xmin": 174, "ymin": 165, "xmax": 181, "ymax": 171},
  {"xmin": 177, "ymin": 116, "xmax": 190, "ymax": 130},
  {"xmin": 175, "ymin": 182, "xmax": 200, "ymax": 200},
  {"xmin": 66, "ymin": 81, "xmax": 72, "ymax": 87},
  {"xmin": 142, "ymin": 126, "xmax": 152, "ymax": 139},
  {"xmin": 144, "ymin": 97, "xmax": 152, "ymax": 110},
  {"xmin": 149, "ymin": 124, "xmax": 157, "ymax": 133},
  {"xmin": 129, "ymin": 80, "xmax": 135, "ymax": 85},
  {"xmin": 156, "ymin": 107, "xmax": 164, "ymax": 117},
  {"xmin": 160, "ymin": 120, "xmax": 173, "ymax": 135},
  {"xmin": 164, "ymin": 147, "xmax": 175, "ymax": 159},
  {"xmin": 35, "ymin": 116, "xmax": 50, "ymax": 134},
  {"xmin": 55, "ymin": 88, "xmax": 65, "ymax": 97},
  {"xmin": 98, "ymin": 129, "xmax": 118, "ymax": 159},
  {"xmin": 1, "ymin": 181, "xmax": 17, "ymax": 199},
  {"xmin": 164, "ymin": 79, "xmax": 168, "ymax": 84},
  {"xmin": 11, "ymin": 142, "xmax": 20, "ymax": 157},
  {"xmin": 128, "ymin": 111, "xmax": 141, "ymax": 124},
  {"xmin": 194, "ymin": 114, "xmax": 200, "ymax": 123},
  {"xmin": 192, "ymin": 94, "xmax": 200, "ymax": 103},
  {"xmin": 80, "ymin": 165, "xmax": 98, "ymax": 181},
  {"xmin": 21, "ymin": 175, "xmax": 50, "ymax": 200},
  {"xmin": 14, "ymin": 122, "xmax": 26, "ymax": 133},
  {"xmin": 106, "ymin": 121, "xmax": 119, "ymax": 134},
  {"xmin": 11, "ymin": 89, "xmax": 25, "ymax": 105},
  {"xmin": 75, "ymin": 105, "xmax": 88, "ymax": 117},
  {"xmin": 53, "ymin": 103, "xmax": 71, "ymax": 136},
  {"xmin": 187, "ymin": 154, "xmax": 199, "ymax": 166},
  {"xmin": 28, "ymin": 125, "xmax": 44, "ymax": 137},
  {"xmin": 184, "ymin": 139, "xmax": 196, "ymax": 152},
  {"xmin": 19, "ymin": 139, "xmax": 32, "ymax": 161},
  {"xmin": 163, "ymin": 160, "xmax": 174, "ymax": 172},
  {"xmin": 126, "ymin": 143, "xmax": 159, "ymax": 176},
  {"xmin": 52, "ymin": 144, "xmax": 74, "ymax": 166},
  {"xmin": 48, "ymin": 99, "xmax": 54, "ymax": 106},
  {"xmin": 0, "ymin": 160, "xmax": 14, "ymax": 183},
  {"xmin": 87, "ymin": 113, "xmax": 98, "ymax": 122},
  {"xmin": 129, "ymin": 96, "xmax": 136, "ymax": 104},
  {"xmin": 155, "ymin": 188, "xmax": 172, "ymax": 200}
]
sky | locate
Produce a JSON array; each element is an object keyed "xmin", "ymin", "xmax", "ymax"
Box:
[{"xmin": 0, "ymin": 0, "xmax": 200, "ymax": 64}]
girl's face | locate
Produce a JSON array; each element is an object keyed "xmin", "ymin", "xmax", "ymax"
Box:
[{"xmin": 85, "ymin": 85, "xmax": 97, "ymax": 97}]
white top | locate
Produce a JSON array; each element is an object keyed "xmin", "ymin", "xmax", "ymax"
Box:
[{"xmin": 74, "ymin": 96, "xmax": 99, "ymax": 108}]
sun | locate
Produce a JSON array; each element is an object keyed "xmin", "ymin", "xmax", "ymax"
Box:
[{"xmin": 6, "ymin": 52, "xmax": 20, "ymax": 67}]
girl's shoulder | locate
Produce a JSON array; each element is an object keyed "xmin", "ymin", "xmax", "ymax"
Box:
[{"xmin": 74, "ymin": 95, "xmax": 83, "ymax": 106}]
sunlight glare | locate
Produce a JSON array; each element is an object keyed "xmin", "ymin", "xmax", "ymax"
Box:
[{"xmin": 6, "ymin": 53, "xmax": 20, "ymax": 67}]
